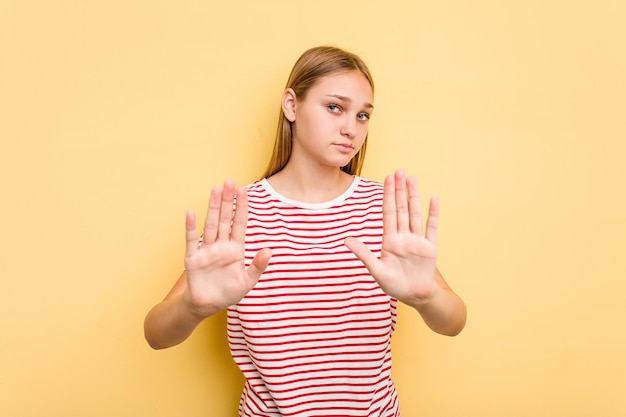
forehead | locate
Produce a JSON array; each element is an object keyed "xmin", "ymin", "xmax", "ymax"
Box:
[{"xmin": 307, "ymin": 71, "xmax": 374, "ymax": 104}]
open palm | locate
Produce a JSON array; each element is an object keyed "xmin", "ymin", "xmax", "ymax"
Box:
[
  {"xmin": 345, "ymin": 170, "xmax": 438, "ymax": 306},
  {"xmin": 184, "ymin": 181, "xmax": 271, "ymax": 316}
]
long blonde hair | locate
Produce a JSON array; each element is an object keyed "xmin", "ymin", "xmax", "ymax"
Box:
[{"xmin": 262, "ymin": 46, "xmax": 375, "ymax": 179}]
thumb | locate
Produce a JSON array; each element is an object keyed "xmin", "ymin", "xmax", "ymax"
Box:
[
  {"xmin": 345, "ymin": 237, "xmax": 381, "ymax": 274},
  {"xmin": 246, "ymin": 248, "xmax": 272, "ymax": 281}
]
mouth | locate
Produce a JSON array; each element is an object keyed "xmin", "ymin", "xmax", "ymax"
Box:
[{"xmin": 334, "ymin": 143, "xmax": 354, "ymax": 153}]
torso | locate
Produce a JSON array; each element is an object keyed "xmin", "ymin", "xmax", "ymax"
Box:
[{"xmin": 228, "ymin": 176, "xmax": 400, "ymax": 417}]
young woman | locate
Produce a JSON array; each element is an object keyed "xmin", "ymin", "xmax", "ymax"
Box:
[{"xmin": 145, "ymin": 46, "xmax": 467, "ymax": 417}]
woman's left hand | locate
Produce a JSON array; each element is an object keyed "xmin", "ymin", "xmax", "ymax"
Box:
[{"xmin": 345, "ymin": 170, "xmax": 439, "ymax": 306}]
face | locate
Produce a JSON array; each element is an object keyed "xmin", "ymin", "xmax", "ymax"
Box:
[{"xmin": 284, "ymin": 70, "xmax": 374, "ymax": 171}]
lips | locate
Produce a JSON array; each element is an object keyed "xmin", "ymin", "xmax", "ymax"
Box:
[{"xmin": 334, "ymin": 143, "xmax": 354, "ymax": 153}]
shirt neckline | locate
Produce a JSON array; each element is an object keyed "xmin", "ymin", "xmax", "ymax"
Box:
[{"xmin": 260, "ymin": 176, "xmax": 361, "ymax": 209}]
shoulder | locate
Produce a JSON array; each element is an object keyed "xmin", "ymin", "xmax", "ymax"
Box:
[
  {"xmin": 353, "ymin": 176, "xmax": 384, "ymax": 197},
  {"xmin": 244, "ymin": 180, "xmax": 263, "ymax": 191},
  {"xmin": 356, "ymin": 176, "xmax": 383, "ymax": 189},
  {"xmin": 244, "ymin": 180, "xmax": 270, "ymax": 197},
  {"xmin": 244, "ymin": 180, "xmax": 277, "ymax": 208},
  {"xmin": 338, "ymin": 176, "xmax": 384, "ymax": 209}
]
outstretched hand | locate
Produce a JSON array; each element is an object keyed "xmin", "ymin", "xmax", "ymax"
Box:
[
  {"xmin": 345, "ymin": 170, "xmax": 438, "ymax": 306},
  {"xmin": 183, "ymin": 181, "xmax": 271, "ymax": 316}
]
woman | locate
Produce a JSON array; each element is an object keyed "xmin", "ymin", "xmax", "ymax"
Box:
[{"xmin": 145, "ymin": 46, "xmax": 466, "ymax": 416}]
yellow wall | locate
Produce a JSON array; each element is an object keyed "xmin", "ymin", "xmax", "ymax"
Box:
[{"xmin": 2, "ymin": 1, "xmax": 625, "ymax": 416}]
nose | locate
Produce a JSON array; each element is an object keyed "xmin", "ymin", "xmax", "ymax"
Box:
[{"xmin": 340, "ymin": 115, "xmax": 357, "ymax": 138}]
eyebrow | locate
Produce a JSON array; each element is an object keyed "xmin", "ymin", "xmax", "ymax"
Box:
[{"xmin": 326, "ymin": 94, "xmax": 375, "ymax": 110}]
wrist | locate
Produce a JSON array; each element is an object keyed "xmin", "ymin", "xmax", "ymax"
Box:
[
  {"xmin": 181, "ymin": 289, "xmax": 221, "ymax": 320},
  {"xmin": 404, "ymin": 279, "xmax": 439, "ymax": 310}
]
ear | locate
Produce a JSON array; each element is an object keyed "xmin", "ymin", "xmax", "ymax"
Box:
[{"xmin": 282, "ymin": 88, "xmax": 297, "ymax": 122}]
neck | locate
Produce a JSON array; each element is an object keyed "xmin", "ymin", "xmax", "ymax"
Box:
[{"xmin": 267, "ymin": 162, "xmax": 354, "ymax": 203}]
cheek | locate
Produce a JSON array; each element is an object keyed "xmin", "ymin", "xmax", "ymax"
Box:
[
  {"xmin": 299, "ymin": 111, "xmax": 327, "ymax": 134},
  {"xmin": 357, "ymin": 125, "xmax": 369, "ymax": 141},
  {"xmin": 354, "ymin": 132, "xmax": 368, "ymax": 151}
]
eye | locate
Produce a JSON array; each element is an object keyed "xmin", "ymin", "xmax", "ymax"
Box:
[
  {"xmin": 357, "ymin": 112, "xmax": 370, "ymax": 121},
  {"xmin": 327, "ymin": 103, "xmax": 341, "ymax": 113}
]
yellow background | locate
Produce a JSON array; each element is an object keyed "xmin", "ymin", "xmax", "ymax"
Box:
[{"xmin": 1, "ymin": 0, "xmax": 625, "ymax": 416}]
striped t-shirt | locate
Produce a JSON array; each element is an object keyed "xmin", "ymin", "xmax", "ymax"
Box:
[{"xmin": 228, "ymin": 176, "xmax": 400, "ymax": 417}]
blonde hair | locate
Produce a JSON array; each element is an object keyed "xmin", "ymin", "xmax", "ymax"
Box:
[{"xmin": 262, "ymin": 46, "xmax": 375, "ymax": 179}]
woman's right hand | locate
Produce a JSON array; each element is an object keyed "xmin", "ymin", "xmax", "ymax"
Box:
[{"xmin": 183, "ymin": 180, "xmax": 272, "ymax": 317}]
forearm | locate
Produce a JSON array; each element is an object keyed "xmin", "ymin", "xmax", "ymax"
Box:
[
  {"xmin": 411, "ymin": 283, "xmax": 467, "ymax": 336},
  {"xmin": 143, "ymin": 293, "xmax": 218, "ymax": 350}
]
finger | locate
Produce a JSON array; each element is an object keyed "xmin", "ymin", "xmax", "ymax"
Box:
[
  {"xmin": 394, "ymin": 170, "xmax": 410, "ymax": 232},
  {"xmin": 345, "ymin": 237, "xmax": 382, "ymax": 277},
  {"xmin": 425, "ymin": 197, "xmax": 439, "ymax": 244},
  {"xmin": 185, "ymin": 210, "xmax": 199, "ymax": 257},
  {"xmin": 246, "ymin": 248, "xmax": 272, "ymax": 281},
  {"xmin": 406, "ymin": 176, "xmax": 423, "ymax": 235},
  {"xmin": 217, "ymin": 180, "xmax": 236, "ymax": 241},
  {"xmin": 230, "ymin": 187, "xmax": 249, "ymax": 244},
  {"xmin": 202, "ymin": 187, "xmax": 222, "ymax": 243},
  {"xmin": 383, "ymin": 174, "xmax": 397, "ymax": 234}
]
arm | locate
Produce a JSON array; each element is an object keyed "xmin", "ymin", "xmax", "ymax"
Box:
[
  {"xmin": 411, "ymin": 268, "xmax": 466, "ymax": 336},
  {"xmin": 345, "ymin": 170, "xmax": 466, "ymax": 336},
  {"xmin": 144, "ymin": 271, "xmax": 217, "ymax": 350},
  {"xmin": 144, "ymin": 182, "xmax": 271, "ymax": 349}
]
